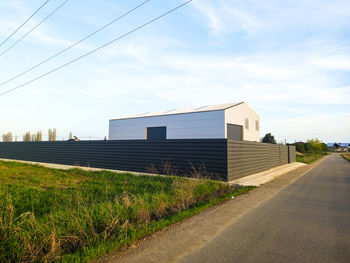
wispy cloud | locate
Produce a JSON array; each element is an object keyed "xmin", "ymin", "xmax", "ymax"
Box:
[{"xmin": 0, "ymin": 0, "xmax": 349, "ymax": 142}]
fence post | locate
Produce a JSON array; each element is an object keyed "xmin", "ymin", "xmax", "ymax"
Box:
[{"xmin": 287, "ymin": 145, "xmax": 291, "ymax": 163}]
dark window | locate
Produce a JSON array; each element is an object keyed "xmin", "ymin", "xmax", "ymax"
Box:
[
  {"xmin": 146, "ymin": 126, "xmax": 166, "ymax": 140},
  {"xmin": 227, "ymin": 124, "xmax": 243, "ymax": 140}
]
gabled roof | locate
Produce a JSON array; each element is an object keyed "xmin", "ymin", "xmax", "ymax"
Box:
[{"xmin": 111, "ymin": 102, "xmax": 244, "ymax": 120}]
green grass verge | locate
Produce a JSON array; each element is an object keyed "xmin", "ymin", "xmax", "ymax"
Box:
[
  {"xmin": 0, "ymin": 160, "xmax": 254, "ymax": 262},
  {"xmin": 296, "ymin": 152, "xmax": 328, "ymax": 164},
  {"xmin": 341, "ymin": 153, "xmax": 350, "ymax": 162}
]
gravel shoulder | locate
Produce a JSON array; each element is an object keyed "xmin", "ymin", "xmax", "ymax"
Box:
[{"xmin": 97, "ymin": 156, "xmax": 329, "ymax": 263}]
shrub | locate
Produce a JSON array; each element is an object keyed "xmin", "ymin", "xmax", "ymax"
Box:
[
  {"xmin": 306, "ymin": 138, "xmax": 322, "ymax": 154},
  {"xmin": 262, "ymin": 133, "xmax": 276, "ymax": 144},
  {"xmin": 294, "ymin": 143, "xmax": 305, "ymax": 153}
]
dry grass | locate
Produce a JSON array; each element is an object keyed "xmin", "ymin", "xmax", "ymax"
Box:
[
  {"xmin": 0, "ymin": 160, "xmax": 252, "ymax": 262},
  {"xmin": 341, "ymin": 153, "xmax": 350, "ymax": 162}
]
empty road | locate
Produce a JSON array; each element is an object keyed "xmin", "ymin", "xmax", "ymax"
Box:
[{"xmin": 180, "ymin": 154, "xmax": 350, "ymax": 263}]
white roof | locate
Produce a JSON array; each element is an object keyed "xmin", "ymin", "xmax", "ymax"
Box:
[{"xmin": 111, "ymin": 102, "xmax": 244, "ymax": 120}]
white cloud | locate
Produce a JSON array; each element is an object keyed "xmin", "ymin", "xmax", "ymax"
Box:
[{"xmin": 190, "ymin": 0, "xmax": 350, "ymax": 36}]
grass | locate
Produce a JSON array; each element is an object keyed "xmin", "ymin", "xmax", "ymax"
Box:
[
  {"xmin": 341, "ymin": 153, "xmax": 350, "ymax": 162},
  {"xmin": 296, "ymin": 152, "xmax": 328, "ymax": 164},
  {"xmin": 0, "ymin": 160, "xmax": 253, "ymax": 262}
]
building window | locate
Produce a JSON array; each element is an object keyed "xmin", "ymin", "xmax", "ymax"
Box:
[
  {"xmin": 245, "ymin": 118, "xmax": 249, "ymax": 129},
  {"xmin": 255, "ymin": 120, "xmax": 259, "ymax": 131}
]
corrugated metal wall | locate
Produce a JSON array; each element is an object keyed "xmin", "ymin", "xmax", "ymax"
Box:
[
  {"xmin": 109, "ymin": 110, "xmax": 225, "ymax": 140},
  {"xmin": 288, "ymin": 145, "xmax": 296, "ymax": 163},
  {"xmin": 0, "ymin": 140, "xmax": 296, "ymax": 182},
  {"xmin": 227, "ymin": 140, "xmax": 295, "ymax": 181},
  {"xmin": 0, "ymin": 140, "xmax": 228, "ymax": 181}
]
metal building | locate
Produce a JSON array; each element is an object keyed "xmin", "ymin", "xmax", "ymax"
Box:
[{"xmin": 109, "ymin": 102, "xmax": 260, "ymax": 141}]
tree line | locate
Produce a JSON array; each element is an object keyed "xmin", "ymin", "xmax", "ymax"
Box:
[
  {"xmin": 1, "ymin": 129, "xmax": 72, "ymax": 142},
  {"xmin": 261, "ymin": 133, "xmax": 328, "ymax": 154}
]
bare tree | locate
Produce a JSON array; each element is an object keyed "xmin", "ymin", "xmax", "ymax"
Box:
[
  {"xmin": 23, "ymin": 132, "xmax": 31, "ymax": 142},
  {"xmin": 31, "ymin": 134, "xmax": 37, "ymax": 141},
  {"xmin": 2, "ymin": 132, "xmax": 13, "ymax": 142},
  {"xmin": 48, "ymin": 129, "xmax": 52, "ymax": 141},
  {"xmin": 48, "ymin": 128, "xmax": 57, "ymax": 141},
  {"xmin": 37, "ymin": 131, "xmax": 42, "ymax": 141},
  {"xmin": 53, "ymin": 128, "xmax": 56, "ymax": 141}
]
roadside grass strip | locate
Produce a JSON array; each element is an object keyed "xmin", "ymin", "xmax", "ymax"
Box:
[
  {"xmin": 296, "ymin": 153, "xmax": 328, "ymax": 164},
  {"xmin": 341, "ymin": 153, "xmax": 350, "ymax": 162},
  {"xmin": 0, "ymin": 160, "xmax": 253, "ymax": 262}
]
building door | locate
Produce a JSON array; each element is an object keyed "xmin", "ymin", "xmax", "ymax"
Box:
[
  {"xmin": 227, "ymin": 124, "xmax": 243, "ymax": 140},
  {"xmin": 146, "ymin": 126, "xmax": 167, "ymax": 140}
]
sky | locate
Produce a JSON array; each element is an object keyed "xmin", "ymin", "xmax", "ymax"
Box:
[{"xmin": 0, "ymin": 0, "xmax": 349, "ymax": 143}]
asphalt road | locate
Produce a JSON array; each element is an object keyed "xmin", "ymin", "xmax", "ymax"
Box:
[{"xmin": 179, "ymin": 154, "xmax": 350, "ymax": 263}]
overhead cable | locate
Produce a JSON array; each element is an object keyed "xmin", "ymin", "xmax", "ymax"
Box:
[
  {"xmin": 0, "ymin": 0, "xmax": 72, "ymax": 57},
  {"xmin": 0, "ymin": 0, "xmax": 51, "ymax": 48},
  {"xmin": 0, "ymin": 0, "xmax": 193, "ymax": 97},
  {"xmin": 0, "ymin": 0, "xmax": 151, "ymax": 88}
]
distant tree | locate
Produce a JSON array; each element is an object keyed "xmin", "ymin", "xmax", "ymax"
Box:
[
  {"xmin": 37, "ymin": 131, "xmax": 42, "ymax": 142},
  {"xmin": 321, "ymin": 143, "xmax": 328, "ymax": 152},
  {"xmin": 23, "ymin": 132, "xmax": 31, "ymax": 142},
  {"xmin": 53, "ymin": 128, "xmax": 56, "ymax": 141},
  {"xmin": 333, "ymin": 143, "xmax": 340, "ymax": 150},
  {"xmin": 48, "ymin": 128, "xmax": 57, "ymax": 141},
  {"xmin": 294, "ymin": 142, "xmax": 305, "ymax": 153},
  {"xmin": 48, "ymin": 129, "xmax": 52, "ymax": 141},
  {"xmin": 31, "ymin": 134, "xmax": 37, "ymax": 141},
  {"xmin": 262, "ymin": 133, "xmax": 277, "ymax": 144},
  {"xmin": 2, "ymin": 132, "xmax": 13, "ymax": 142},
  {"xmin": 306, "ymin": 138, "xmax": 322, "ymax": 153}
]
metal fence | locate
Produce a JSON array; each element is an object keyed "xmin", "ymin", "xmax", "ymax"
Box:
[
  {"xmin": 0, "ymin": 139, "xmax": 295, "ymax": 182},
  {"xmin": 0, "ymin": 139, "xmax": 228, "ymax": 181},
  {"xmin": 227, "ymin": 140, "xmax": 296, "ymax": 181}
]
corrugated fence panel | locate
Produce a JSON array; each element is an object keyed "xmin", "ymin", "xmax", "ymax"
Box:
[
  {"xmin": 280, "ymin": 145, "xmax": 288, "ymax": 165},
  {"xmin": 0, "ymin": 140, "xmax": 297, "ymax": 182},
  {"xmin": 0, "ymin": 139, "xmax": 228, "ymax": 181},
  {"xmin": 288, "ymin": 145, "xmax": 296, "ymax": 163},
  {"xmin": 227, "ymin": 140, "xmax": 292, "ymax": 181}
]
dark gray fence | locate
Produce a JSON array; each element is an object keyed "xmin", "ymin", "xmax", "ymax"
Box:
[
  {"xmin": 0, "ymin": 139, "xmax": 296, "ymax": 182},
  {"xmin": 0, "ymin": 140, "xmax": 228, "ymax": 181},
  {"xmin": 227, "ymin": 140, "xmax": 296, "ymax": 181}
]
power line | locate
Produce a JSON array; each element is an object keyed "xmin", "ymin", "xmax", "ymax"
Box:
[
  {"xmin": 0, "ymin": 0, "xmax": 51, "ymax": 49},
  {"xmin": 0, "ymin": 0, "xmax": 193, "ymax": 98},
  {"xmin": 0, "ymin": 0, "xmax": 151, "ymax": 88},
  {"xmin": 0, "ymin": 0, "xmax": 71, "ymax": 58}
]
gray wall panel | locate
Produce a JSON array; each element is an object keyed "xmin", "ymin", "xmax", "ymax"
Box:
[
  {"xmin": 288, "ymin": 145, "xmax": 296, "ymax": 163},
  {"xmin": 227, "ymin": 140, "xmax": 295, "ymax": 181},
  {"xmin": 0, "ymin": 140, "xmax": 228, "ymax": 181},
  {"xmin": 0, "ymin": 139, "xmax": 297, "ymax": 182}
]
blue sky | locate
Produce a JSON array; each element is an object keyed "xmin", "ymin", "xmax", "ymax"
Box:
[{"xmin": 0, "ymin": 0, "xmax": 349, "ymax": 142}]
